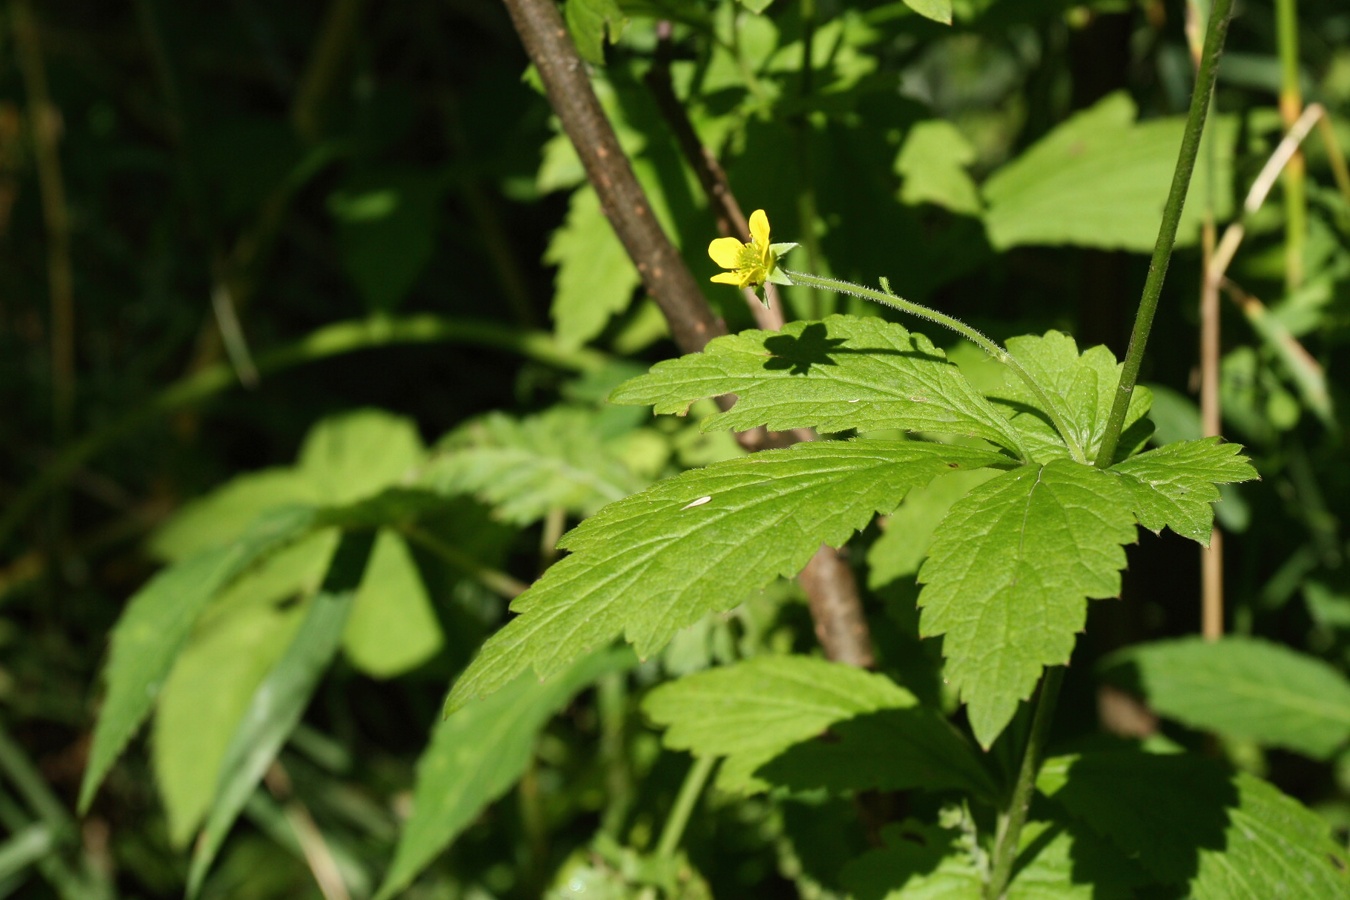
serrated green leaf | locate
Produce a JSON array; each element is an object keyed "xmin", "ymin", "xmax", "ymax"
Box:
[
  {"xmin": 867, "ymin": 468, "xmax": 999, "ymax": 589},
  {"xmin": 1109, "ymin": 438, "xmax": 1258, "ymax": 545},
  {"xmin": 374, "ymin": 649, "xmax": 633, "ymax": 900},
  {"xmin": 79, "ymin": 504, "xmax": 321, "ymax": 813},
  {"xmin": 546, "ymin": 186, "xmax": 640, "ymax": 349},
  {"xmin": 1103, "ymin": 637, "xmax": 1350, "ymax": 760},
  {"xmin": 186, "ymin": 530, "xmax": 375, "ymax": 899},
  {"xmin": 1190, "ymin": 772, "xmax": 1350, "ymax": 898},
  {"xmin": 842, "ymin": 816, "xmax": 1150, "ymax": 900},
  {"xmin": 343, "ymin": 530, "xmax": 443, "ymax": 678},
  {"xmin": 611, "ymin": 316, "xmax": 1026, "ymax": 455},
  {"xmin": 447, "ymin": 440, "xmax": 1006, "ymax": 712},
  {"xmin": 422, "ymin": 407, "xmax": 647, "ymax": 525},
  {"xmin": 918, "ymin": 460, "xmax": 1137, "ymax": 747},
  {"xmin": 643, "ymin": 656, "xmax": 991, "ymax": 797},
  {"xmin": 896, "ymin": 120, "xmax": 981, "ymax": 214},
  {"xmin": 1039, "ymin": 750, "xmax": 1350, "ymax": 895},
  {"xmin": 738, "ymin": 0, "xmax": 775, "ymax": 14},
  {"xmin": 984, "ymin": 92, "xmax": 1235, "ymax": 250},
  {"xmin": 840, "ymin": 821, "xmax": 980, "ymax": 899},
  {"xmin": 904, "ymin": 0, "xmax": 953, "ymax": 24},
  {"xmin": 564, "ymin": 0, "xmax": 626, "ymax": 65},
  {"xmin": 996, "ymin": 331, "xmax": 1151, "ymax": 463}
]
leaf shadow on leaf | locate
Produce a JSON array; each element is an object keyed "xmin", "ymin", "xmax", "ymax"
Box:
[
  {"xmin": 753, "ymin": 707, "xmax": 998, "ymax": 802},
  {"xmin": 762, "ymin": 322, "xmax": 945, "ymax": 376},
  {"xmin": 1044, "ymin": 751, "xmax": 1236, "ymax": 888}
]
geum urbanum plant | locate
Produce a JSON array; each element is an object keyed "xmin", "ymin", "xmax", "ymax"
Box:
[{"xmin": 441, "ymin": 210, "xmax": 1350, "ymax": 895}]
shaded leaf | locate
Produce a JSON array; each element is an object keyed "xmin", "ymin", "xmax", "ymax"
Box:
[
  {"xmin": 918, "ymin": 460, "xmax": 1136, "ymax": 747},
  {"xmin": 1039, "ymin": 750, "xmax": 1350, "ymax": 895},
  {"xmin": 186, "ymin": 530, "xmax": 376, "ymax": 898},
  {"xmin": 611, "ymin": 316, "xmax": 1026, "ymax": 455},
  {"xmin": 1110, "ymin": 438, "xmax": 1258, "ymax": 545},
  {"xmin": 375, "ymin": 649, "xmax": 634, "ymax": 900},
  {"xmin": 447, "ymin": 440, "xmax": 1006, "ymax": 712},
  {"xmin": 1102, "ymin": 637, "xmax": 1350, "ymax": 760},
  {"xmin": 643, "ymin": 656, "xmax": 991, "ymax": 797},
  {"xmin": 79, "ymin": 505, "xmax": 321, "ymax": 813},
  {"xmin": 896, "ymin": 120, "xmax": 980, "ymax": 215},
  {"xmin": 422, "ymin": 407, "xmax": 646, "ymax": 525},
  {"xmin": 564, "ymin": 0, "xmax": 626, "ymax": 65},
  {"xmin": 867, "ymin": 467, "xmax": 998, "ymax": 589},
  {"xmin": 546, "ymin": 186, "xmax": 640, "ymax": 349},
  {"xmin": 328, "ymin": 171, "xmax": 441, "ymax": 311},
  {"xmin": 841, "ymin": 818, "xmax": 1149, "ymax": 899},
  {"xmin": 983, "ymin": 92, "xmax": 1235, "ymax": 250}
]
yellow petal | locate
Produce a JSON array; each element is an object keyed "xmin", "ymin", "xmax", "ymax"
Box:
[
  {"xmin": 708, "ymin": 237, "xmax": 746, "ymax": 268},
  {"xmin": 748, "ymin": 209, "xmax": 771, "ymax": 247},
  {"xmin": 711, "ymin": 271, "xmax": 745, "ymax": 286}
]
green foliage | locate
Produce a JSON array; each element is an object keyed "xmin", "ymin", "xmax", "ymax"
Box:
[
  {"xmin": 643, "ymin": 655, "xmax": 993, "ymax": 797},
  {"xmin": 983, "ymin": 93, "xmax": 1236, "ymax": 251},
  {"xmin": 610, "ymin": 315, "xmax": 1027, "ymax": 453},
  {"xmin": 917, "ymin": 460, "xmax": 1138, "ymax": 747},
  {"xmin": 1103, "ymin": 637, "xmax": 1350, "ymax": 759},
  {"xmin": 376, "ymin": 649, "xmax": 635, "ymax": 900},
  {"xmin": 10, "ymin": 1, "xmax": 1350, "ymax": 897},
  {"xmin": 1039, "ymin": 750, "xmax": 1350, "ymax": 895},
  {"xmin": 446, "ymin": 439, "xmax": 1006, "ymax": 713},
  {"xmin": 423, "ymin": 406, "xmax": 649, "ymax": 524}
]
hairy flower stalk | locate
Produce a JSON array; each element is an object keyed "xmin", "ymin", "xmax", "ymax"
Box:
[{"xmin": 707, "ymin": 211, "xmax": 1086, "ymax": 462}]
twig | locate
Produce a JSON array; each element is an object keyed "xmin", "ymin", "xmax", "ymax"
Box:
[
  {"xmin": 503, "ymin": 0, "xmax": 875, "ymax": 667},
  {"xmin": 1209, "ymin": 103, "xmax": 1324, "ymax": 281},
  {"xmin": 500, "ymin": 0, "xmax": 723, "ymax": 353}
]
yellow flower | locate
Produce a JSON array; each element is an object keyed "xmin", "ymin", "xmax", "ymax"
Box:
[{"xmin": 707, "ymin": 209, "xmax": 796, "ymax": 294}]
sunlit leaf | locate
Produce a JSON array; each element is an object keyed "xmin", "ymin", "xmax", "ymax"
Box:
[
  {"xmin": 447, "ymin": 440, "xmax": 1006, "ymax": 712},
  {"xmin": 611, "ymin": 316, "xmax": 1026, "ymax": 455},
  {"xmin": 918, "ymin": 460, "xmax": 1136, "ymax": 747},
  {"xmin": 1110, "ymin": 438, "xmax": 1257, "ymax": 545},
  {"xmin": 984, "ymin": 93, "xmax": 1234, "ymax": 250}
]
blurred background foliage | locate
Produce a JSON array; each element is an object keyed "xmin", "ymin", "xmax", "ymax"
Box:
[{"xmin": 1, "ymin": 0, "xmax": 1349, "ymax": 896}]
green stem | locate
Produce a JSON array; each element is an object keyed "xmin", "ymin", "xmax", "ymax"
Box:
[
  {"xmin": 1095, "ymin": 0, "xmax": 1235, "ymax": 468},
  {"xmin": 1275, "ymin": 0, "xmax": 1306, "ymax": 291},
  {"xmin": 0, "ymin": 314, "xmax": 607, "ymax": 550},
  {"xmin": 655, "ymin": 754, "xmax": 717, "ymax": 860},
  {"xmin": 400, "ymin": 525, "xmax": 529, "ymax": 599},
  {"xmin": 983, "ymin": 667, "xmax": 1065, "ymax": 900},
  {"xmin": 784, "ymin": 270, "xmax": 1086, "ymax": 464}
]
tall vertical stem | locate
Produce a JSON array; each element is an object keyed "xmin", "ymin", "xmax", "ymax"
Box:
[
  {"xmin": 983, "ymin": 668, "xmax": 1064, "ymax": 900},
  {"xmin": 1275, "ymin": 0, "xmax": 1306, "ymax": 291},
  {"xmin": 1095, "ymin": 0, "xmax": 1236, "ymax": 468}
]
